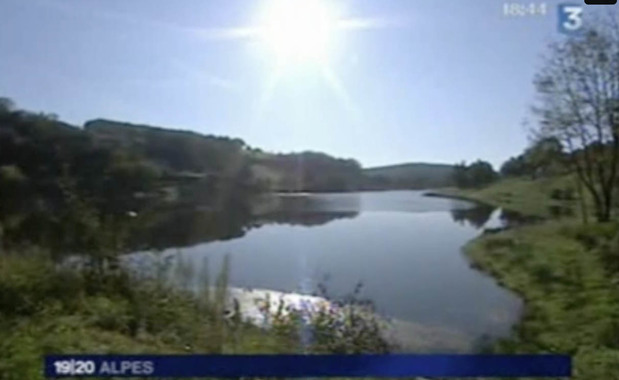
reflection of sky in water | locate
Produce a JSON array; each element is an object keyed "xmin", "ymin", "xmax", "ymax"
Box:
[
  {"xmin": 274, "ymin": 191, "xmax": 475, "ymax": 214},
  {"xmin": 129, "ymin": 191, "xmax": 522, "ymax": 351}
]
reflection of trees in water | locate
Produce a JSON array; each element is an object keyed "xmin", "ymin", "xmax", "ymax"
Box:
[
  {"xmin": 450, "ymin": 204, "xmax": 496, "ymax": 229},
  {"xmin": 128, "ymin": 208, "xmax": 359, "ymax": 251},
  {"xmin": 257, "ymin": 211, "xmax": 359, "ymax": 227},
  {"xmin": 6, "ymin": 188, "xmax": 360, "ymax": 253},
  {"xmin": 1, "ymin": 182, "xmax": 360, "ymax": 253},
  {"xmin": 254, "ymin": 194, "xmax": 360, "ymax": 227},
  {"xmin": 125, "ymin": 195, "xmax": 360, "ymax": 251},
  {"xmin": 451, "ymin": 205, "xmax": 546, "ymax": 230},
  {"xmin": 126, "ymin": 207, "xmax": 251, "ymax": 251},
  {"xmin": 274, "ymin": 194, "xmax": 361, "ymax": 214}
]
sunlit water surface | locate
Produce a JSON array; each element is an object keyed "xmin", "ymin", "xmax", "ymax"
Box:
[{"xmin": 128, "ymin": 191, "xmax": 523, "ymax": 352}]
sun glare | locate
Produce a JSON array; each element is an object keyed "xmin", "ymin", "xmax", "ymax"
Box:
[{"xmin": 259, "ymin": 0, "xmax": 336, "ymax": 64}]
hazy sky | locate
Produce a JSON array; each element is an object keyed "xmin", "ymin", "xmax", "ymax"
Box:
[{"xmin": 0, "ymin": 0, "xmax": 591, "ymax": 168}]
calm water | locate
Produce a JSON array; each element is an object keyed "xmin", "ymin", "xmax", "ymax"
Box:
[{"xmin": 129, "ymin": 191, "xmax": 523, "ymax": 351}]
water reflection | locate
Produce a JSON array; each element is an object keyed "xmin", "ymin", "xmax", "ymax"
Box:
[
  {"xmin": 126, "ymin": 194, "xmax": 361, "ymax": 251},
  {"xmin": 450, "ymin": 204, "xmax": 496, "ymax": 229},
  {"xmin": 126, "ymin": 191, "xmax": 524, "ymax": 352},
  {"xmin": 126, "ymin": 207, "xmax": 251, "ymax": 251},
  {"xmin": 258, "ymin": 212, "xmax": 358, "ymax": 227},
  {"xmin": 0, "ymin": 190, "xmax": 361, "ymax": 254},
  {"xmin": 450, "ymin": 203, "xmax": 550, "ymax": 231},
  {"xmin": 254, "ymin": 194, "xmax": 359, "ymax": 227}
]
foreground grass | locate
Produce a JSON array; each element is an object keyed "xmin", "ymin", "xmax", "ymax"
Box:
[
  {"xmin": 434, "ymin": 176, "xmax": 619, "ymax": 379},
  {"xmin": 0, "ymin": 251, "xmax": 391, "ymax": 380},
  {"xmin": 0, "ymin": 253, "xmax": 296, "ymax": 380},
  {"xmin": 465, "ymin": 222, "xmax": 619, "ymax": 379}
]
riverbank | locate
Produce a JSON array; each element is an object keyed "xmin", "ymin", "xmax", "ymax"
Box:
[{"xmin": 430, "ymin": 177, "xmax": 619, "ymax": 379}]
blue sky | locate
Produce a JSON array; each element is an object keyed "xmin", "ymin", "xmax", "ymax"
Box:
[{"xmin": 0, "ymin": 0, "xmax": 581, "ymax": 168}]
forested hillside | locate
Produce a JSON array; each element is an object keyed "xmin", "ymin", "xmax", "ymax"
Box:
[
  {"xmin": 84, "ymin": 119, "xmax": 369, "ymax": 193},
  {"xmin": 252, "ymin": 151, "xmax": 363, "ymax": 192},
  {"xmin": 85, "ymin": 119, "xmax": 248, "ymax": 176},
  {"xmin": 363, "ymin": 163, "xmax": 455, "ymax": 189},
  {"xmin": 1, "ymin": 97, "xmax": 457, "ymax": 231}
]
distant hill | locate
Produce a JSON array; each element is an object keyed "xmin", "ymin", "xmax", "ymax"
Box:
[{"xmin": 363, "ymin": 163, "xmax": 455, "ymax": 190}]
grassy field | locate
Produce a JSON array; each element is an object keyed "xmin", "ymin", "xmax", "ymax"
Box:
[
  {"xmin": 428, "ymin": 175, "xmax": 586, "ymax": 219},
  {"xmin": 434, "ymin": 176, "xmax": 619, "ymax": 379},
  {"xmin": 432, "ymin": 175, "xmax": 588, "ymax": 218}
]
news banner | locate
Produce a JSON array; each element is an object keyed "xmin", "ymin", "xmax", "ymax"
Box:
[{"xmin": 45, "ymin": 354, "xmax": 571, "ymax": 377}]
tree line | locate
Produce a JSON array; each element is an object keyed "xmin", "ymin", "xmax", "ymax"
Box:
[
  {"xmin": 452, "ymin": 136, "xmax": 568, "ymax": 188},
  {"xmin": 452, "ymin": 14, "xmax": 619, "ymax": 224},
  {"xmin": 0, "ymin": 99, "xmax": 370, "ymax": 251}
]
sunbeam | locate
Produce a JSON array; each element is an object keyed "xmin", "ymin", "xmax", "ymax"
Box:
[
  {"xmin": 253, "ymin": 58, "xmax": 286, "ymax": 122},
  {"xmin": 185, "ymin": 0, "xmax": 397, "ymax": 125},
  {"xmin": 321, "ymin": 65, "xmax": 363, "ymax": 123},
  {"xmin": 336, "ymin": 16, "xmax": 403, "ymax": 31}
]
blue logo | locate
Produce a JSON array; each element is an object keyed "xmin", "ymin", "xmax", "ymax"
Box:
[{"xmin": 558, "ymin": 4, "xmax": 584, "ymax": 35}]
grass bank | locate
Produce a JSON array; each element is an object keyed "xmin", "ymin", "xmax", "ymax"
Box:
[
  {"xmin": 427, "ymin": 175, "xmax": 580, "ymax": 218},
  {"xmin": 433, "ymin": 177, "xmax": 619, "ymax": 379}
]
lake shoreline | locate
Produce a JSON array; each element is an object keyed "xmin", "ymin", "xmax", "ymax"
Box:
[
  {"xmin": 422, "ymin": 189, "xmax": 495, "ymax": 208},
  {"xmin": 130, "ymin": 190, "xmax": 521, "ymax": 353},
  {"xmin": 424, "ymin": 187, "xmax": 541, "ymax": 341},
  {"xmin": 438, "ymin": 179, "xmax": 619, "ymax": 378},
  {"xmin": 271, "ymin": 188, "xmax": 448, "ymax": 196}
]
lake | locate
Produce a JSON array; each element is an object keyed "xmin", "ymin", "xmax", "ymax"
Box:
[{"xmin": 128, "ymin": 190, "xmax": 523, "ymax": 352}]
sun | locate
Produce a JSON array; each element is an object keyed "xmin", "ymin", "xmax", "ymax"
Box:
[{"xmin": 258, "ymin": 0, "xmax": 337, "ymax": 64}]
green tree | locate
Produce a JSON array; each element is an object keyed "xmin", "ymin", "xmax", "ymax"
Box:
[
  {"xmin": 468, "ymin": 160, "xmax": 498, "ymax": 187},
  {"xmin": 453, "ymin": 160, "xmax": 497, "ymax": 188},
  {"xmin": 453, "ymin": 161, "xmax": 470, "ymax": 188},
  {"xmin": 524, "ymin": 137, "xmax": 566, "ymax": 178},
  {"xmin": 532, "ymin": 15, "xmax": 619, "ymax": 222},
  {"xmin": 500, "ymin": 155, "xmax": 530, "ymax": 177}
]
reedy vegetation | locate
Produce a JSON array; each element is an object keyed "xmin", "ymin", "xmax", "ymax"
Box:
[{"xmin": 0, "ymin": 244, "xmax": 392, "ymax": 380}]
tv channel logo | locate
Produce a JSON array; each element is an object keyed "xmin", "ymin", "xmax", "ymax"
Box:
[{"xmin": 558, "ymin": 4, "xmax": 584, "ymax": 35}]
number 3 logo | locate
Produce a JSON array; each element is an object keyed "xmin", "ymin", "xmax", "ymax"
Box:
[{"xmin": 558, "ymin": 4, "xmax": 584, "ymax": 34}]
